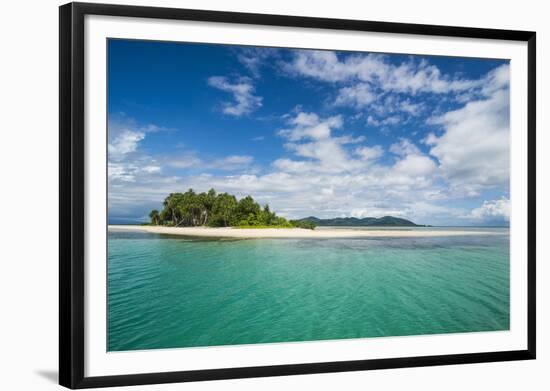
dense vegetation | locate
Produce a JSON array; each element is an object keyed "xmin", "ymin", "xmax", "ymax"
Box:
[
  {"xmin": 148, "ymin": 189, "xmax": 316, "ymax": 229},
  {"xmin": 297, "ymin": 216, "xmax": 423, "ymax": 227}
]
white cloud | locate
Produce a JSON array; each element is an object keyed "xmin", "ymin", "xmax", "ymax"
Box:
[
  {"xmin": 107, "ymin": 116, "xmax": 173, "ymax": 186},
  {"xmin": 392, "ymin": 153, "xmax": 437, "ymax": 177},
  {"xmin": 466, "ymin": 197, "xmax": 510, "ymax": 222},
  {"xmin": 108, "ymin": 51, "xmax": 512, "ymax": 226},
  {"xmin": 275, "ymin": 112, "xmax": 372, "ymax": 174},
  {"xmin": 334, "ymin": 135, "xmax": 367, "ymax": 144},
  {"xmin": 272, "ymin": 158, "xmax": 315, "ymax": 173},
  {"xmin": 107, "ymin": 115, "xmax": 166, "ymax": 161},
  {"xmin": 222, "ymin": 155, "xmax": 253, "ymax": 165},
  {"xmin": 368, "ymin": 95, "xmax": 425, "ymax": 120},
  {"xmin": 166, "ymin": 154, "xmax": 254, "ymax": 171},
  {"xmin": 108, "ymin": 80, "xmax": 507, "ymax": 227},
  {"xmin": 400, "ymin": 98, "xmax": 424, "ymax": 115},
  {"xmin": 423, "ymin": 132, "xmax": 438, "ymax": 146},
  {"xmin": 367, "ymin": 115, "xmax": 401, "ymax": 127},
  {"xmin": 258, "ymin": 112, "xmax": 441, "ymax": 220},
  {"xmin": 108, "ymin": 130, "xmax": 145, "ymax": 160},
  {"xmin": 107, "ymin": 116, "xmax": 257, "ymax": 218},
  {"xmin": 335, "ymin": 83, "xmax": 377, "ymax": 108},
  {"xmin": 285, "ymin": 50, "xmax": 481, "ymax": 95},
  {"xmin": 284, "ymin": 50, "xmax": 355, "ymax": 82},
  {"xmin": 237, "ymin": 47, "xmax": 279, "ymax": 78},
  {"xmin": 426, "ymin": 64, "xmax": 510, "ymax": 195},
  {"xmin": 207, "ymin": 76, "xmax": 262, "ymax": 116},
  {"xmin": 142, "ymin": 165, "xmax": 161, "ymax": 174},
  {"xmin": 389, "ymin": 138, "xmax": 421, "ymax": 156},
  {"xmin": 166, "ymin": 154, "xmax": 203, "ymax": 169},
  {"xmin": 278, "ymin": 112, "xmax": 342, "ymax": 141},
  {"xmin": 337, "ymin": 86, "xmax": 424, "ymax": 116},
  {"xmin": 481, "ymin": 64, "xmax": 511, "ymax": 96},
  {"xmin": 355, "ymin": 145, "xmax": 384, "ymax": 161},
  {"xmin": 108, "ymin": 162, "xmax": 138, "ymax": 182},
  {"xmin": 109, "ymin": 152, "xmax": 453, "ymax": 224},
  {"xmin": 108, "ymin": 159, "xmax": 162, "ymax": 183}
]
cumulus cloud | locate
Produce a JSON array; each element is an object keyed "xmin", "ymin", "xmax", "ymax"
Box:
[
  {"xmin": 383, "ymin": 139, "xmax": 438, "ymax": 193},
  {"xmin": 335, "ymin": 83, "xmax": 377, "ymax": 107},
  {"xmin": 108, "ymin": 130, "xmax": 145, "ymax": 160},
  {"xmin": 355, "ymin": 145, "xmax": 384, "ymax": 161},
  {"xmin": 367, "ymin": 115, "xmax": 401, "ymax": 127},
  {"xmin": 108, "ymin": 53, "xmax": 511, "ymax": 226},
  {"xmin": 108, "ymin": 110, "xmax": 455, "ymax": 223},
  {"xmin": 389, "ymin": 138, "xmax": 421, "ymax": 156},
  {"xmin": 107, "ymin": 116, "xmax": 256, "ymax": 219},
  {"xmin": 207, "ymin": 76, "xmax": 262, "ymax": 116},
  {"xmin": 165, "ymin": 154, "xmax": 254, "ymax": 171},
  {"xmin": 248, "ymin": 113, "xmax": 440, "ymax": 219},
  {"xmin": 391, "ymin": 153, "xmax": 437, "ymax": 177},
  {"xmin": 110, "ymin": 155, "xmax": 449, "ymax": 225},
  {"xmin": 278, "ymin": 112, "xmax": 342, "ymax": 141},
  {"xmin": 465, "ymin": 197, "xmax": 510, "ymax": 222},
  {"xmin": 237, "ymin": 47, "xmax": 279, "ymax": 78},
  {"xmin": 107, "ymin": 115, "xmax": 165, "ymax": 161},
  {"xmin": 275, "ymin": 112, "xmax": 373, "ymax": 174},
  {"xmin": 107, "ymin": 115, "xmax": 172, "ymax": 185},
  {"xmin": 283, "ymin": 49, "xmax": 501, "ymax": 142},
  {"xmin": 400, "ymin": 98, "xmax": 424, "ymax": 115},
  {"xmin": 284, "ymin": 50, "xmax": 481, "ymax": 95},
  {"xmin": 165, "ymin": 153, "xmax": 203, "ymax": 169},
  {"xmin": 108, "ymin": 156, "xmax": 163, "ymax": 183},
  {"xmin": 426, "ymin": 64, "xmax": 510, "ymax": 195}
]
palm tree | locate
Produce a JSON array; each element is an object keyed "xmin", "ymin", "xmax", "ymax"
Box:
[
  {"xmin": 163, "ymin": 193, "xmax": 182, "ymax": 225},
  {"xmin": 149, "ymin": 209, "xmax": 160, "ymax": 225}
]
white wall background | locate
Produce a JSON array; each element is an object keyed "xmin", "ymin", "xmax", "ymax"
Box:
[{"xmin": 0, "ymin": 0, "xmax": 547, "ymax": 389}]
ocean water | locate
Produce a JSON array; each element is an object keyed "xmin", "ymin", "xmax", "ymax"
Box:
[{"xmin": 107, "ymin": 228, "xmax": 509, "ymax": 351}]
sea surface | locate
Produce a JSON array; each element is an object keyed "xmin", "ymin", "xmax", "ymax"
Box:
[{"xmin": 107, "ymin": 227, "xmax": 509, "ymax": 351}]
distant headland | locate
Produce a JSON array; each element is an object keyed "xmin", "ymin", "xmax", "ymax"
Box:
[{"xmin": 296, "ymin": 216, "xmax": 429, "ymax": 227}]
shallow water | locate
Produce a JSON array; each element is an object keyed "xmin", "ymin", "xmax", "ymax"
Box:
[{"xmin": 107, "ymin": 228, "xmax": 509, "ymax": 351}]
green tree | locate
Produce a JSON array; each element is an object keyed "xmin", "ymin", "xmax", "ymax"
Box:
[
  {"xmin": 154, "ymin": 188, "xmax": 315, "ymax": 229},
  {"xmin": 176, "ymin": 189, "xmax": 201, "ymax": 226},
  {"xmin": 197, "ymin": 188, "xmax": 216, "ymax": 225},
  {"xmin": 163, "ymin": 193, "xmax": 184, "ymax": 226},
  {"xmin": 211, "ymin": 193, "xmax": 238, "ymax": 227},
  {"xmin": 158, "ymin": 209, "xmax": 169, "ymax": 226},
  {"xmin": 259, "ymin": 204, "xmax": 276, "ymax": 225},
  {"xmin": 290, "ymin": 219, "xmax": 316, "ymax": 230},
  {"xmin": 237, "ymin": 196, "xmax": 261, "ymax": 222},
  {"xmin": 148, "ymin": 209, "xmax": 160, "ymax": 225}
]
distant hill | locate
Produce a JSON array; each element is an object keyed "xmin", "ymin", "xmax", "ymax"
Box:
[{"xmin": 297, "ymin": 216, "xmax": 425, "ymax": 227}]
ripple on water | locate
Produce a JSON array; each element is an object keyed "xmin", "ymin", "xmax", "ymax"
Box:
[{"xmin": 107, "ymin": 230, "xmax": 510, "ymax": 351}]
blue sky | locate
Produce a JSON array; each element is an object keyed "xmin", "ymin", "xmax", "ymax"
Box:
[{"xmin": 107, "ymin": 39, "xmax": 510, "ymax": 226}]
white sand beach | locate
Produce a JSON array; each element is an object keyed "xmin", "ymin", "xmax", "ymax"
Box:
[{"xmin": 108, "ymin": 225, "xmax": 504, "ymax": 239}]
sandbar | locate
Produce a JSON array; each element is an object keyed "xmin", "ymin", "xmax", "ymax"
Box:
[{"xmin": 108, "ymin": 225, "xmax": 505, "ymax": 239}]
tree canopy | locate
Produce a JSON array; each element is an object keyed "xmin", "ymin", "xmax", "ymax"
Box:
[{"xmin": 149, "ymin": 189, "xmax": 316, "ymax": 229}]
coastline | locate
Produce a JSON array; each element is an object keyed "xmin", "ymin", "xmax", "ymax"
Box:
[{"xmin": 108, "ymin": 225, "xmax": 505, "ymax": 239}]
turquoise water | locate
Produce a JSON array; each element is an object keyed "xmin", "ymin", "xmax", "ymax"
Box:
[{"xmin": 107, "ymin": 229, "xmax": 509, "ymax": 351}]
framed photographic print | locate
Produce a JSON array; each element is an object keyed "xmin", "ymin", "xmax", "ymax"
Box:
[{"xmin": 59, "ymin": 2, "xmax": 536, "ymax": 388}]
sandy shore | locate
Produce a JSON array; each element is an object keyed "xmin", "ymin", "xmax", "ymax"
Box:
[{"xmin": 108, "ymin": 225, "xmax": 503, "ymax": 239}]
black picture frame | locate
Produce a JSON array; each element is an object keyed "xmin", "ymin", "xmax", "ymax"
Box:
[{"xmin": 59, "ymin": 2, "xmax": 536, "ymax": 388}]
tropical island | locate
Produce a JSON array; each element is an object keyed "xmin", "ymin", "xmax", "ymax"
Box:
[
  {"xmin": 147, "ymin": 189, "xmax": 316, "ymax": 229},
  {"xmin": 107, "ymin": 189, "xmax": 504, "ymax": 239}
]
